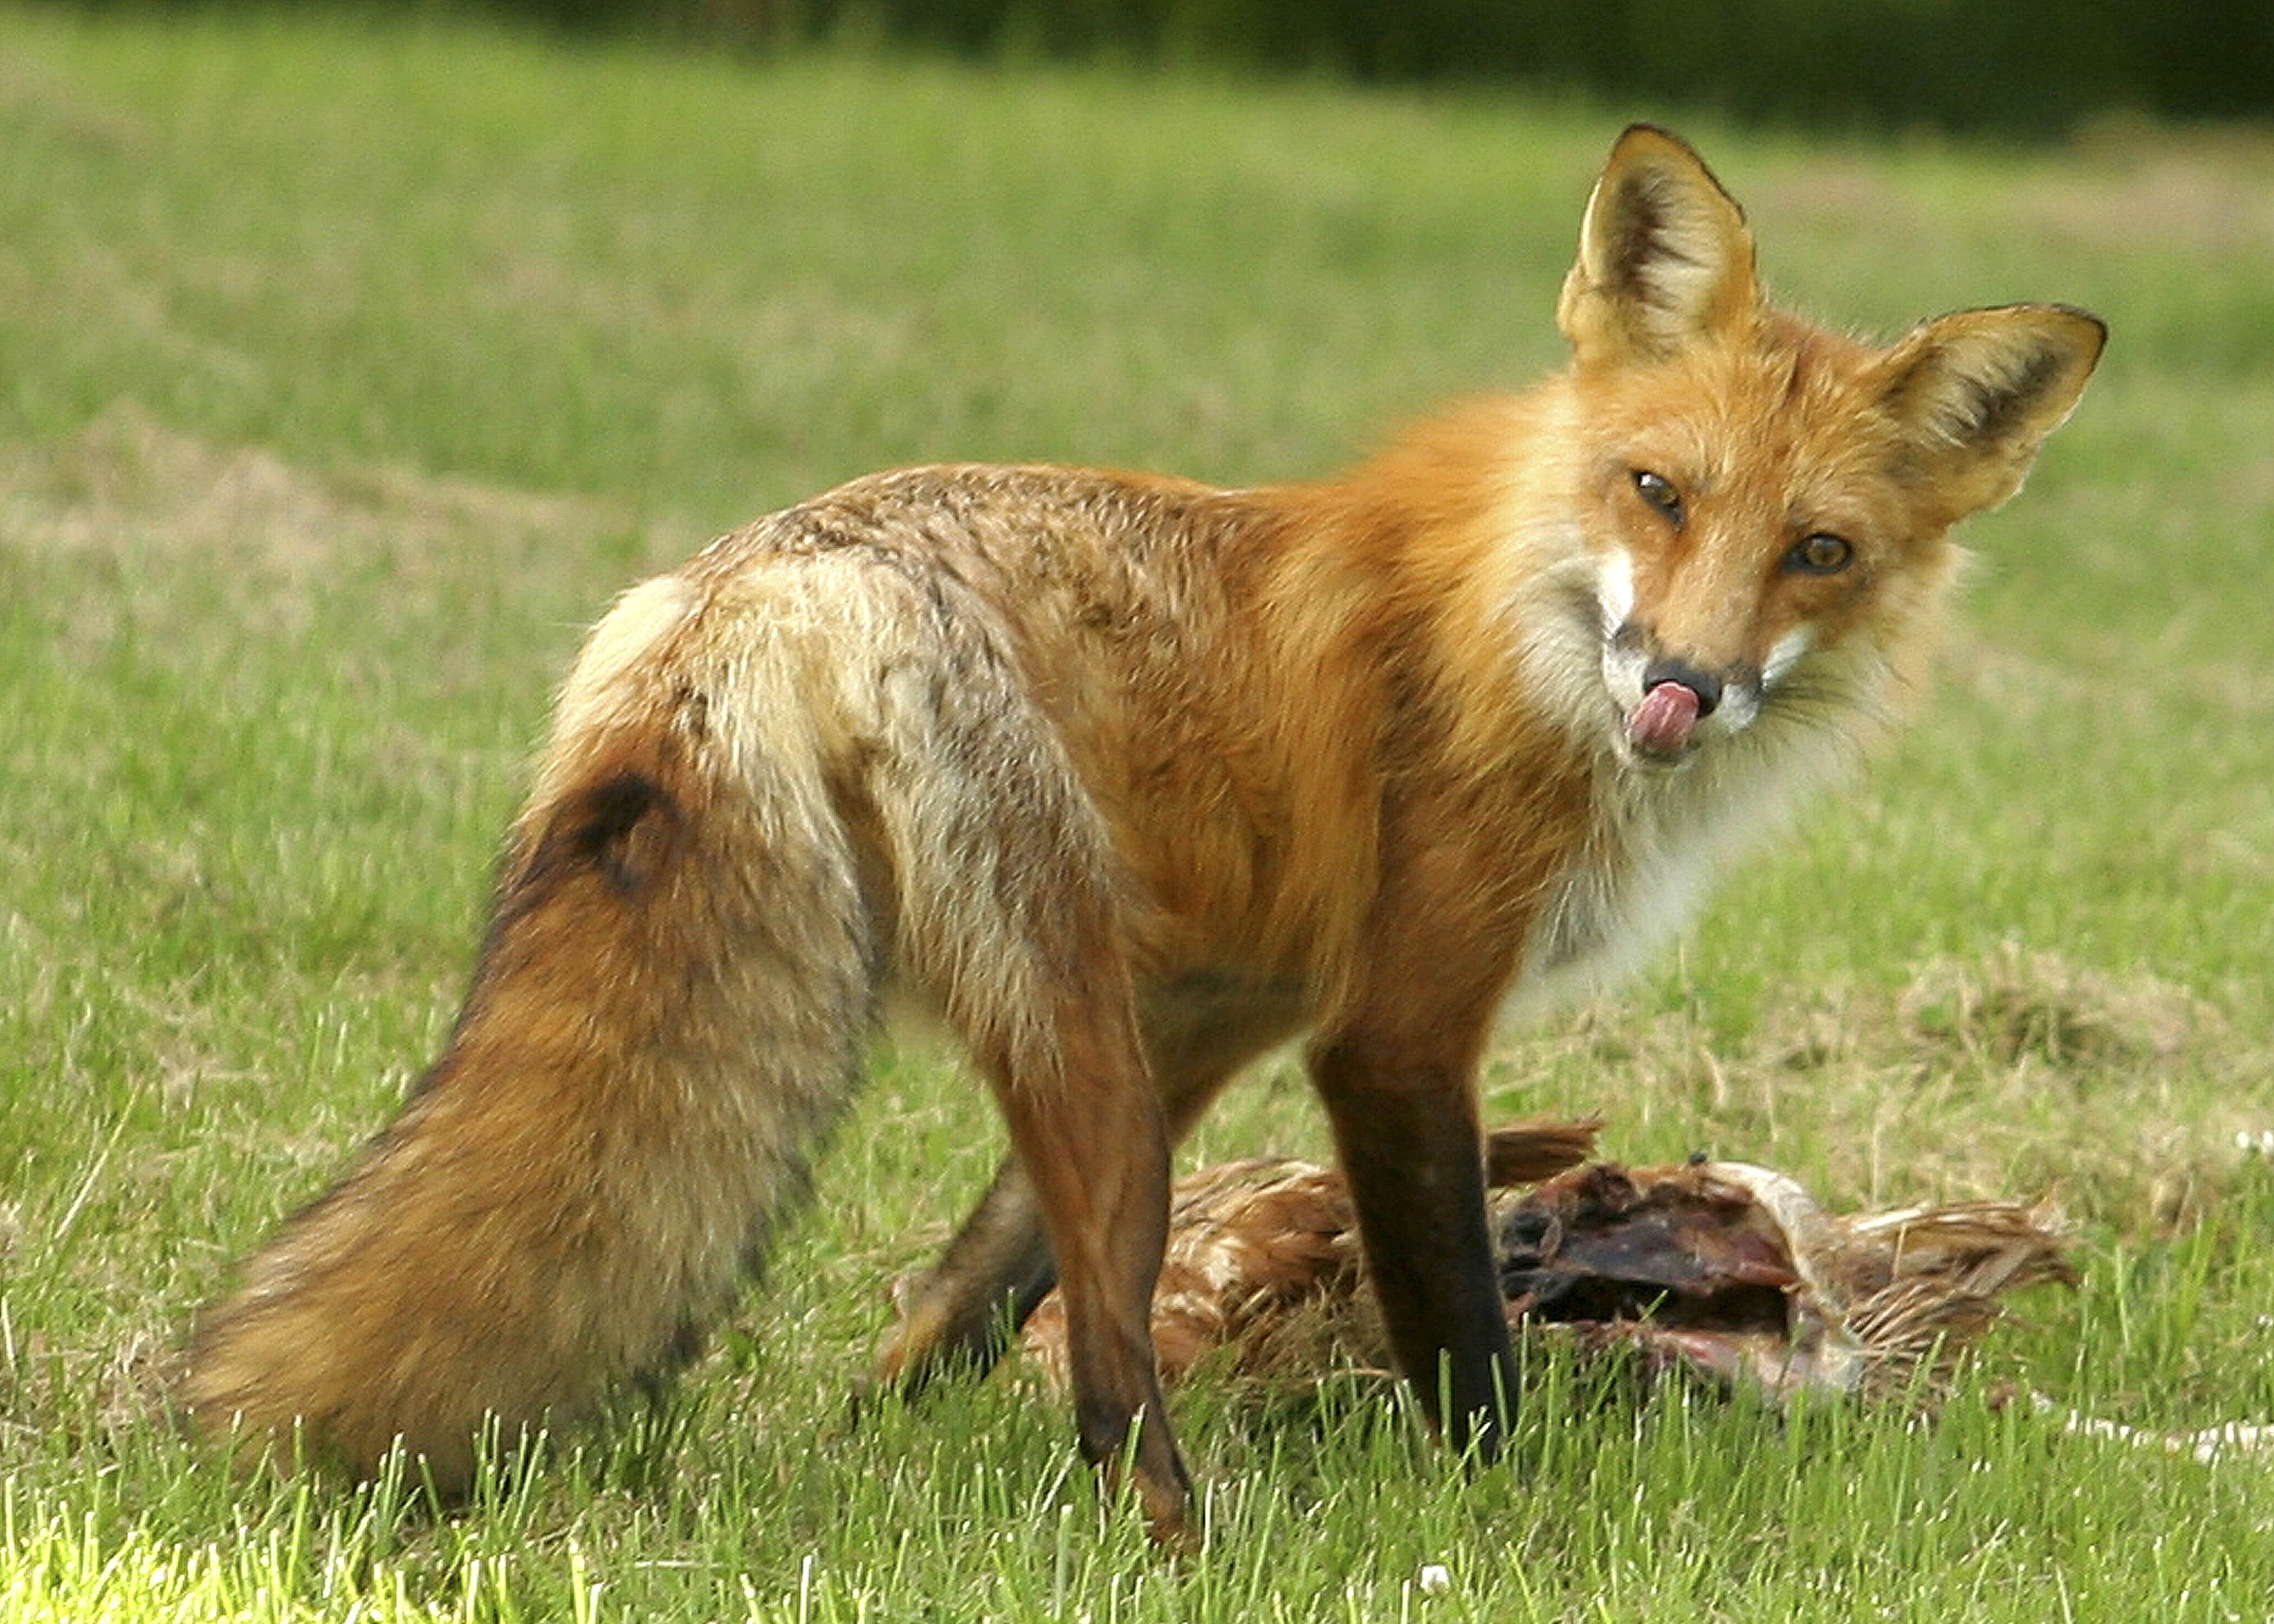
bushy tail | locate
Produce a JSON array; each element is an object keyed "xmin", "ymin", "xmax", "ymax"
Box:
[{"xmin": 181, "ymin": 574, "xmax": 876, "ymax": 1494}]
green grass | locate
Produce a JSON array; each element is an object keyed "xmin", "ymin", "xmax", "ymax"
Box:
[{"xmin": 5, "ymin": 8, "xmax": 2274, "ymax": 1619}]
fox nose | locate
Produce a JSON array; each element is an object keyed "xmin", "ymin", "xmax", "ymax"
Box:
[{"xmin": 1641, "ymin": 657, "xmax": 1723, "ymax": 718}]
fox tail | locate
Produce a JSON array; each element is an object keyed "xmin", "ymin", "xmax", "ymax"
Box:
[{"xmin": 181, "ymin": 564, "xmax": 885, "ymax": 1492}]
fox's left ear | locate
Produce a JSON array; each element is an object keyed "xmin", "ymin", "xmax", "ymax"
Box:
[
  {"xmin": 1875, "ymin": 304, "xmax": 2107, "ymax": 517},
  {"xmin": 1558, "ymin": 125, "xmax": 1760, "ymax": 365}
]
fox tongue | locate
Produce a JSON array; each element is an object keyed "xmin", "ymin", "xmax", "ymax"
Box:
[{"xmin": 1628, "ymin": 680, "xmax": 1702, "ymax": 756}]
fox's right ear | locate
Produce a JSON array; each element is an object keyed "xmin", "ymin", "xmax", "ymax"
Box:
[{"xmin": 1558, "ymin": 125, "xmax": 1759, "ymax": 365}]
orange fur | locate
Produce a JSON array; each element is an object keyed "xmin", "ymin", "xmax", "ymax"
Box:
[{"xmin": 182, "ymin": 127, "xmax": 2101, "ymax": 1542}]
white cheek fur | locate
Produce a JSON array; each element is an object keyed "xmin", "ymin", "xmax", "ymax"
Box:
[
  {"xmin": 1595, "ymin": 547, "xmax": 1649, "ymax": 710},
  {"xmin": 1763, "ymin": 624, "xmax": 1815, "ymax": 689},
  {"xmin": 1596, "ymin": 545, "xmax": 1636, "ymax": 635}
]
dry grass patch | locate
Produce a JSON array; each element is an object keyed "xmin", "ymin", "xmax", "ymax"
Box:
[
  {"xmin": 2, "ymin": 401, "xmax": 633, "ymax": 588},
  {"xmin": 2036, "ymin": 121, "xmax": 2274, "ymax": 258},
  {"xmin": 1498, "ymin": 943, "xmax": 2260, "ymax": 1236}
]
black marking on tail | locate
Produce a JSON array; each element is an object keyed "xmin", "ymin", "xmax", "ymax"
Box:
[
  {"xmin": 414, "ymin": 764, "xmax": 690, "ymax": 1101},
  {"xmin": 563, "ymin": 770, "xmax": 683, "ymax": 898},
  {"xmin": 481, "ymin": 764, "xmax": 688, "ymax": 953}
]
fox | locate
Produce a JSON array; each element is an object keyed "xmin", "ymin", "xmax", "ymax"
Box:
[{"xmin": 181, "ymin": 125, "xmax": 2102, "ymax": 1541}]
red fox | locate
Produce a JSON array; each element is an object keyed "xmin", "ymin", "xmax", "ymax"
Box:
[{"xmin": 183, "ymin": 125, "xmax": 2102, "ymax": 1539}]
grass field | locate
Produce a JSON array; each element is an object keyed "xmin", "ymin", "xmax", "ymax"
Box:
[{"xmin": 5, "ymin": 8, "xmax": 2274, "ymax": 1619}]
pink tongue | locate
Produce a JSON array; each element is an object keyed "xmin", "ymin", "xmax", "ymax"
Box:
[{"xmin": 1629, "ymin": 681, "xmax": 1702, "ymax": 756}]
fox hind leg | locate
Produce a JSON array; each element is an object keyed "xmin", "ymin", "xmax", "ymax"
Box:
[
  {"xmin": 877, "ymin": 985, "xmax": 1306, "ymax": 1398},
  {"xmin": 876, "ymin": 1156, "xmax": 1057, "ymax": 1395},
  {"xmin": 851, "ymin": 580, "xmax": 1194, "ymax": 1536},
  {"xmin": 978, "ymin": 1009, "xmax": 1188, "ymax": 1538}
]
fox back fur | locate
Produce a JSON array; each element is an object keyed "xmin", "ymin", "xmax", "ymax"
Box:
[{"xmin": 182, "ymin": 126, "xmax": 2102, "ymax": 1539}]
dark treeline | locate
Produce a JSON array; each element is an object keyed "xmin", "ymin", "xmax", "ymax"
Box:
[
  {"xmin": 482, "ymin": 0, "xmax": 2271, "ymax": 135},
  {"xmin": 56, "ymin": 0, "xmax": 2274, "ymax": 134}
]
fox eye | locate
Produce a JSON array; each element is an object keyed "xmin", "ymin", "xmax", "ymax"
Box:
[
  {"xmin": 1786, "ymin": 533, "xmax": 1854, "ymax": 574},
  {"xmin": 1631, "ymin": 469, "xmax": 1684, "ymax": 527}
]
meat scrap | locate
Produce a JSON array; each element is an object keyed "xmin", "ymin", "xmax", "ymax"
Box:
[{"xmin": 1015, "ymin": 1120, "xmax": 2075, "ymax": 1407}]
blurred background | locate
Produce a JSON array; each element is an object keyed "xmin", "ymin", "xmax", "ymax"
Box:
[{"xmin": 254, "ymin": 0, "xmax": 2274, "ymax": 134}]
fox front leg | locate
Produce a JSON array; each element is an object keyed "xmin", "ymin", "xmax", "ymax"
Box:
[
  {"xmin": 1305, "ymin": 822, "xmax": 1532, "ymax": 1458},
  {"xmin": 1310, "ymin": 1023, "xmax": 1516, "ymax": 1455}
]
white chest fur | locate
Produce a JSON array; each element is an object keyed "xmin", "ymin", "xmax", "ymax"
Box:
[{"xmin": 1504, "ymin": 701, "xmax": 1861, "ymax": 1024}]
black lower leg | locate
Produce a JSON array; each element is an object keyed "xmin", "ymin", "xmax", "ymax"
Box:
[{"xmin": 1315, "ymin": 1055, "xmax": 1517, "ymax": 1457}]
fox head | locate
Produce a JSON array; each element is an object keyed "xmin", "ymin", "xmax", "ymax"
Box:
[{"xmin": 1552, "ymin": 125, "xmax": 2104, "ymax": 769}]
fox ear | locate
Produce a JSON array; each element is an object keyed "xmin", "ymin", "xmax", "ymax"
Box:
[
  {"xmin": 1558, "ymin": 125, "xmax": 1759, "ymax": 364},
  {"xmin": 1876, "ymin": 304, "xmax": 2107, "ymax": 517}
]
